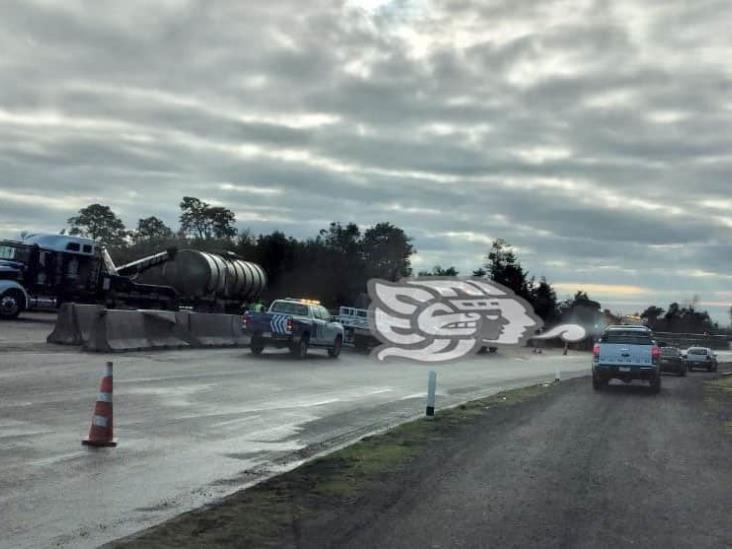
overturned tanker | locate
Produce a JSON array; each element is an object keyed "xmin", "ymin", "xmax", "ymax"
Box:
[
  {"xmin": 161, "ymin": 250, "xmax": 266, "ymax": 312},
  {"xmin": 116, "ymin": 248, "xmax": 267, "ymax": 313},
  {"xmin": 0, "ymin": 229, "xmax": 266, "ymax": 319}
]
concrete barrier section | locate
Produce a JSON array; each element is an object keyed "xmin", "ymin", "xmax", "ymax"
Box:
[
  {"xmin": 142, "ymin": 310, "xmax": 190, "ymax": 350},
  {"xmin": 48, "ymin": 306, "xmax": 248, "ymax": 352},
  {"xmin": 187, "ymin": 312, "xmax": 238, "ymax": 347},
  {"xmin": 74, "ymin": 304, "xmax": 106, "ymax": 344},
  {"xmin": 84, "ymin": 310, "xmax": 148, "ymax": 352},
  {"xmin": 47, "ymin": 303, "xmax": 81, "ymax": 345},
  {"xmin": 47, "ymin": 303, "xmax": 105, "ymax": 345}
]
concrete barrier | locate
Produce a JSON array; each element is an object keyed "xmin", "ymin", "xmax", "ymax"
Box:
[
  {"xmin": 84, "ymin": 309, "xmax": 192, "ymax": 352},
  {"xmin": 142, "ymin": 310, "xmax": 191, "ymax": 350},
  {"xmin": 47, "ymin": 303, "xmax": 81, "ymax": 345},
  {"xmin": 48, "ymin": 306, "xmax": 248, "ymax": 352},
  {"xmin": 75, "ymin": 304, "xmax": 106, "ymax": 344},
  {"xmin": 187, "ymin": 312, "xmax": 239, "ymax": 347},
  {"xmin": 85, "ymin": 310, "xmax": 148, "ymax": 353},
  {"xmin": 47, "ymin": 303, "xmax": 105, "ymax": 345}
]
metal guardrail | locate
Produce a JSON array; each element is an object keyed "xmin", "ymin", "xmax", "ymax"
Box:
[{"xmin": 653, "ymin": 331, "xmax": 731, "ymax": 350}]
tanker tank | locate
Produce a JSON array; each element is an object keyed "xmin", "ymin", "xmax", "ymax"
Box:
[{"xmin": 161, "ymin": 249, "xmax": 266, "ymax": 301}]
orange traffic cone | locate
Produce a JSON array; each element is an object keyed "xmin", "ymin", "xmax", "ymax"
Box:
[{"xmin": 82, "ymin": 361, "xmax": 117, "ymax": 447}]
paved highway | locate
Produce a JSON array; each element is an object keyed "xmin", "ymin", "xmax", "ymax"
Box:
[{"xmin": 0, "ymin": 314, "xmax": 597, "ymax": 547}]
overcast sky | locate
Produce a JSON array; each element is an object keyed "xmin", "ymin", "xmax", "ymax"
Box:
[{"xmin": 1, "ymin": 0, "xmax": 731, "ymax": 322}]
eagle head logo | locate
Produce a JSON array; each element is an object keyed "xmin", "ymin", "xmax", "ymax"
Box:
[{"xmin": 367, "ymin": 277, "xmax": 545, "ymax": 362}]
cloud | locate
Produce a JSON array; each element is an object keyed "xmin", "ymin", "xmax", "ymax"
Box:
[{"xmin": 0, "ymin": 0, "xmax": 731, "ymax": 321}]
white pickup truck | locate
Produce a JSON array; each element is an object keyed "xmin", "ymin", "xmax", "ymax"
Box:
[
  {"xmin": 592, "ymin": 325, "xmax": 662, "ymax": 393},
  {"xmin": 337, "ymin": 306, "xmax": 379, "ymax": 351}
]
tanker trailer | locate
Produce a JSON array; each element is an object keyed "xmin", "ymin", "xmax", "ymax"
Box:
[{"xmin": 160, "ymin": 249, "xmax": 266, "ymax": 313}]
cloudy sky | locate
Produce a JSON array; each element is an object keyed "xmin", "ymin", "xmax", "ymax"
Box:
[{"xmin": 1, "ymin": 0, "xmax": 731, "ymax": 322}]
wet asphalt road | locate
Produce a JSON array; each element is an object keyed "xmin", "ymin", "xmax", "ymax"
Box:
[{"xmin": 0, "ymin": 314, "xmax": 590, "ymax": 549}]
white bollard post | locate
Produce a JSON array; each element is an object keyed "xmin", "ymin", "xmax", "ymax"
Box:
[{"xmin": 425, "ymin": 370, "xmax": 437, "ymax": 419}]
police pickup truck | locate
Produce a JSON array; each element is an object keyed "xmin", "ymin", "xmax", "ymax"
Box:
[
  {"xmin": 592, "ymin": 325, "xmax": 662, "ymax": 393},
  {"xmin": 243, "ymin": 298, "xmax": 344, "ymax": 359}
]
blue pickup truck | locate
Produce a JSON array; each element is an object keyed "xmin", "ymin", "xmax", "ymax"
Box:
[
  {"xmin": 243, "ymin": 298, "xmax": 345, "ymax": 358},
  {"xmin": 592, "ymin": 325, "xmax": 662, "ymax": 393}
]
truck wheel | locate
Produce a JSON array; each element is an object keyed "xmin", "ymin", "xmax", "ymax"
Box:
[
  {"xmin": 650, "ymin": 373, "xmax": 662, "ymax": 394},
  {"xmin": 328, "ymin": 335, "xmax": 343, "ymax": 358},
  {"xmin": 250, "ymin": 337, "xmax": 264, "ymax": 356},
  {"xmin": 0, "ymin": 291, "xmax": 23, "ymax": 320},
  {"xmin": 592, "ymin": 373, "xmax": 605, "ymax": 391},
  {"xmin": 290, "ymin": 335, "xmax": 309, "ymax": 359}
]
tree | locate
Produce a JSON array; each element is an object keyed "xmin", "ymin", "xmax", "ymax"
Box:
[
  {"xmin": 67, "ymin": 204, "xmax": 128, "ymax": 247},
  {"xmin": 319, "ymin": 222, "xmax": 361, "ymax": 255},
  {"xmin": 134, "ymin": 216, "xmax": 173, "ymax": 243},
  {"xmin": 362, "ymin": 222, "xmax": 414, "ymax": 280},
  {"xmin": 659, "ymin": 300, "xmax": 716, "ymax": 333},
  {"xmin": 418, "ymin": 265, "xmax": 459, "ymax": 276},
  {"xmin": 530, "ymin": 277, "xmax": 558, "ymax": 323},
  {"xmin": 640, "ymin": 305, "xmax": 665, "ymax": 329},
  {"xmin": 179, "ymin": 196, "xmax": 237, "ymax": 240},
  {"xmin": 472, "ymin": 267, "xmax": 487, "ymax": 278},
  {"xmin": 315, "ymin": 222, "xmax": 366, "ymax": 306},
  {"xmin": 558, "ymin": 290, "xmax": 603, "ymax": 339},
  {"xmin": 208, "ymin": 206, "xmax": 237, "ymax": 239},
  {"xmin": 484, "ymin": 239, "xmax": 530, "ymax": 299}
]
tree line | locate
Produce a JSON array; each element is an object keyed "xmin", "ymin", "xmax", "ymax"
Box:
[{"xmin": 63, "ymin": 200, "xmax": 727, "ymax": 334}]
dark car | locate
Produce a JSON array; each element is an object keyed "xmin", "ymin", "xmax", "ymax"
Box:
[{"xmin": 659, "ymin": 345, "xmax": 686, "ymax": 376}]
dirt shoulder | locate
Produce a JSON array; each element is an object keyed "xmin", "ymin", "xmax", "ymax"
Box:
[{"xmin": 111, "ymin": 366, "xmax": 732, "ymax": 549}]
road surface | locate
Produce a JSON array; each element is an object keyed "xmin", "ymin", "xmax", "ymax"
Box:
[
  {"xmin": 0, "ymin": 314, "xmax": 589, "ymax": 548},
  {"xmin": 334, "ymin": 371, "xmax": 732, "ymax": 549}
]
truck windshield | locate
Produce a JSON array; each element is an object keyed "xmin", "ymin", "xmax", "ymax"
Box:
[
  {"xmin": 601, "ymin": 331, "xmax": 653, "ymax": 345},
  {"xmin": 0, "ymin": 244, "xmax": 24, "ymax": 261},
  {"xmin": 270, "ymin": 301, "xmax": 309, "ymax": 316}
]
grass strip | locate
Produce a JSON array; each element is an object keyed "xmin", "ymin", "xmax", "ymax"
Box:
[{"xmin": 705, "ymin": 369, "xmax": 732, "ymax": 436}]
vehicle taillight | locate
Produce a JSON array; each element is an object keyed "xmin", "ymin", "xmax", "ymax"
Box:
[
  {"xmin": 652, "ymin": 346, "xmax": 661, "ymax": 360},
  {"xmin": 287, "ymin": 318, "xmax": 293, "ymax": 333},
  {"xmin": 592, "ymin": 344, "xmax": 600, "ymax": 358}
]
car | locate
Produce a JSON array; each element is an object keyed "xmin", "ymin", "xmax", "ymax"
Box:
[
  {"xmin": 242, "ymin": 298, "xmax": 344, "ymax": 359},
  {"xmin": 592, "ymin": 325, "xmax": 661, "ymax": 393},
  {"xmin": 685, "ymin": 347, "xmax": 718, "ymax": 372},
  {"xmin": 659, "ymin": 345, "xmax": 686, "ymax": 376}
]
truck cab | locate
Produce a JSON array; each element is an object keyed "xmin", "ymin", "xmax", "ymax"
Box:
[
  {"xmin": 0, "ymin": 233, "xmax": 178, "ymax": 319},
  {"xmin": 592, "ymin": 325, "xmax": 662, "ymax": 393},
  {"xmin": 243, "ymin": 298, "xmax": 344, "ymax": 358},
  {"xmin": 0, "ymin": 234, "xmax": 101, "ymax": 319}
]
